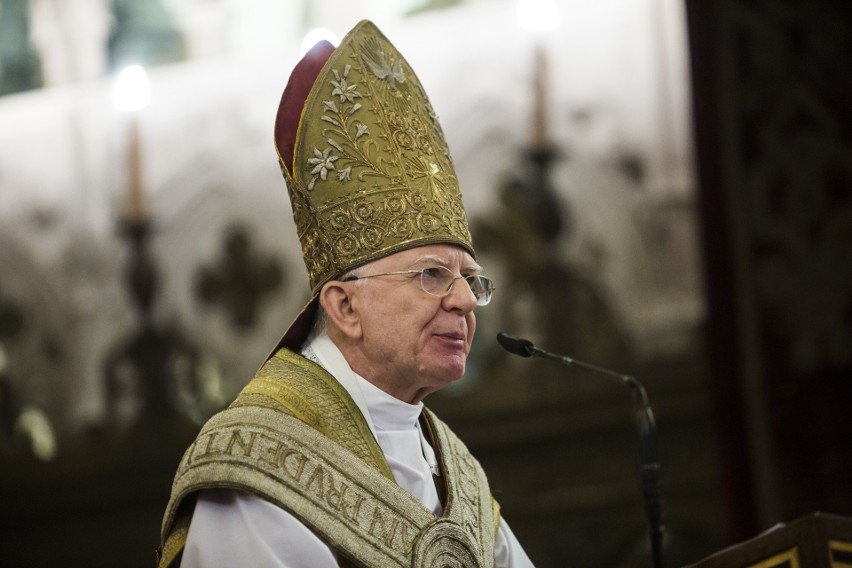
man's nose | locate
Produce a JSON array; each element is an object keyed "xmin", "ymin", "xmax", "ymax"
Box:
[{"xmin": 443, "ymin": 277, "xmax": 477, "ymax": 312}]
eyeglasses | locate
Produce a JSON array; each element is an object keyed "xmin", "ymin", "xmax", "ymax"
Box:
[{"xmin": 342, "ymin": 265, "xmax": 495, "ymax": 306}]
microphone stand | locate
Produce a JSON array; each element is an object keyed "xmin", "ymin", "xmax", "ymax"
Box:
[{"xmin": 500, "ymin": 335, "xmax": 666, "ymax": 568}]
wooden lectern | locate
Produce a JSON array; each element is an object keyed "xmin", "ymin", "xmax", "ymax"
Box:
[{"xmin": 684, "ymin": 512, "xmax": 852, "ymax": 568}]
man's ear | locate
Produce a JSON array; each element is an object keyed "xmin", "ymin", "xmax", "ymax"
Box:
[{"xmin": 319, "ymin": 281, "xmax": 362, "ymax": 339}]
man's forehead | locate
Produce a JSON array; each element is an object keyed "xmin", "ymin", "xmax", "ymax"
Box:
[{"xmin": 383, "ymin": 244, "xmax": 478, "ymax": 268}]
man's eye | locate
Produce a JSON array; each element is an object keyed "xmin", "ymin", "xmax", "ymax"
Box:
[{"xmin": 420, "ymin": 267, "xmax": 444, "ymax": 279}]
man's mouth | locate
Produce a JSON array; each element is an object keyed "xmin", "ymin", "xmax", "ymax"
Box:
[{"xmin": 434, "ymin": 331, "xmax": 467, "ymax": 347}]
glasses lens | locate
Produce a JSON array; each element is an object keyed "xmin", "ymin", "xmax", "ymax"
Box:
[
  {"xmin": 466, "ymin": 275, "xmax": 494, "ymax": 305},
  {"xmin": 419, "ymin": 267, "xmax": 494, "ymax": 305},
  {"xmin": 419, "ymin": 266, "xmax": 454, "ymax": 295}
]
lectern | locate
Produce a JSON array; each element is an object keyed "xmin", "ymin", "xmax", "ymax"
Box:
[{"xmin": 685, "ymin": 512, "xmax": 852, "ymax": 568}]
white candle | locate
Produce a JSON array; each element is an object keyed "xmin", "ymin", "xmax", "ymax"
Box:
[
  {"xmin": 516, "ymin": 0, "xmax": 560, "ymax": 150},
  {"xmin": 532, "ymin": 44, "xmax": 550, "ymax": 149},
  {"xmin": 112, "ymin": 65, "xmax": 151, "ymax": 223}
]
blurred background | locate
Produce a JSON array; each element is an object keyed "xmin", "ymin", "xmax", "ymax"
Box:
[{"xmin": 0, "ymin": 0, "xmax": 849, "ymax": 566}]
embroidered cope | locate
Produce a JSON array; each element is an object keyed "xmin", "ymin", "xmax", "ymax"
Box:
[{"xmin": 178, "ymin": 333, "xmax": 533, "ymax": 567}]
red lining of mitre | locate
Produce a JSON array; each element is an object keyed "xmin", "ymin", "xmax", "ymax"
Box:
[{"xmin": 274, "ymin": 40, "xmax": 336, "ymax": 174}]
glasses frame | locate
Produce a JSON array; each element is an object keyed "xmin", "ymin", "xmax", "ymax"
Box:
[{"xmin": 341, "ymin": 266, "xmax": 494, "ymax": 306}]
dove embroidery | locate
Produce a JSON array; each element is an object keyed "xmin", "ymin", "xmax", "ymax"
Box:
[{"xmin": 362, "ymin": 49, "xmax": 406, "ymax": 88}]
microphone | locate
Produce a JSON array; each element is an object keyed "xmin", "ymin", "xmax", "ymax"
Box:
[
  {"xmin": 496, "ymin": 331, "xmax": 536, "ymax": 357},
  {"xmin": 497, "ymin": 331, "xmax": 666, "ymax": 568}
]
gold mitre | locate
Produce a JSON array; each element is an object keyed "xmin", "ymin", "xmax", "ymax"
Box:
[{"xmin": 275, "ymin": 20, "xmax": 474, "ymax": 297}]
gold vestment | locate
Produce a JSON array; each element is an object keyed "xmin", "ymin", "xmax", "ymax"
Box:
[{"xmin": 159, "ymin": 348, "xmax": 499, "ymax": 567}]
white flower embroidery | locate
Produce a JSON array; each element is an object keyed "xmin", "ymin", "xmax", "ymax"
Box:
[
  {"xmin": 311, "ymin": 62, "xmax": 385, "ymax": 188},
  {"xmin": 331, "ymin": 65, "xmax": 361, "ymax": 103},
  {"xmin": 308, "ymin": 147, "xmax": 338, "ymax": 181}
]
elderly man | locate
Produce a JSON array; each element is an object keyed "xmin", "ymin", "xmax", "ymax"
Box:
[{"xmin": 158, "ymin": 20, "xmax": 534, "ymax": 567}]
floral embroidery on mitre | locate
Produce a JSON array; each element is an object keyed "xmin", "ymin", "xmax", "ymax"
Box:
[{"xmin": 289, "ymin": 22, "xmax": 474, "ymax": 293}]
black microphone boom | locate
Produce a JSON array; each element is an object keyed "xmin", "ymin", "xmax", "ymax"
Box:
[
  {"xmin": 498, "ymin": 332, "xmax": 639, "ymax": 385},
  {"xmin": 496, "ymin": 331, "xmax": 666, "ymax": 568}
]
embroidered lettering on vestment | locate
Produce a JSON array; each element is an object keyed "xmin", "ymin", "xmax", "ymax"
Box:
[
  {"xmin": 159, "ymin": 348, "xmax": 497, "ymax": 568},
  {"xmin": 165, "ymin": 406, "xmax": 494, "ymax": 567}
]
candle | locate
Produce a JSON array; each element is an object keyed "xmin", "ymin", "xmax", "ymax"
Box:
[
  {"xmin": 125, "ymin": 115, "xmax": 143, "ymax": 222},
  {"xmin": 112, "ymin": 65, "xmax": 151, "ymax": 223},
  {"xmin": 516, "ymin": 0, "xmax": 560, "ymax": 150},
  {"xmin": 532, "ymin": 44, "xmax": 550, "ymax": 149}
]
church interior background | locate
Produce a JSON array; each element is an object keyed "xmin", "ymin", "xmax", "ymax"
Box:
[{"xmin": 1, "ymin": 0, "xmax": 849, "ymax": 566}]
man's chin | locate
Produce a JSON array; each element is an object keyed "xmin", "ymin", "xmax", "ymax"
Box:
[{"xmin": 432, "ymin": 358, "xmax": 467, "ymax": 386}]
